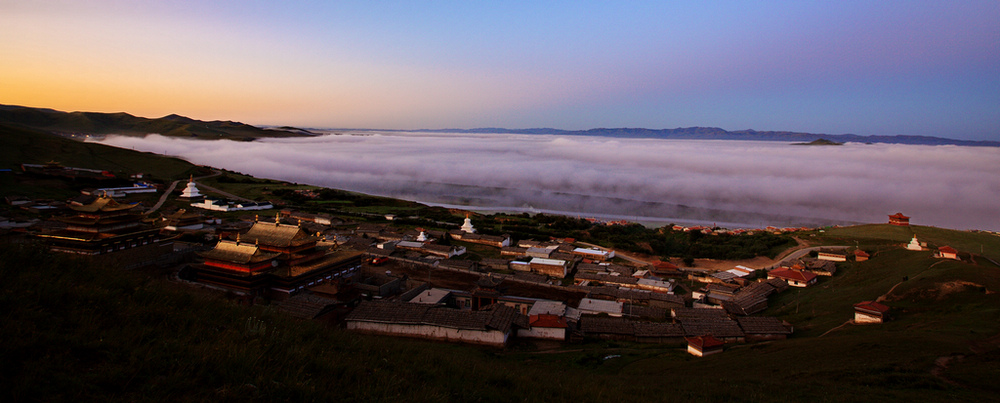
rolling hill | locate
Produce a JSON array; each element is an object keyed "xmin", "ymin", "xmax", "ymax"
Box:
[{"xmin": 0, "ymin": 104, "xmax": 305, "ymax": 140}]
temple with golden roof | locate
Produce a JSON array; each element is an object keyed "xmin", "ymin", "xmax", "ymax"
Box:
[
  {"xmin": 36, "ymin": 196, "xmax": 163, "ymax": 255},
  {"xmin": 187, "ymin": 213, "xmax": 363, "ymax": 298}
]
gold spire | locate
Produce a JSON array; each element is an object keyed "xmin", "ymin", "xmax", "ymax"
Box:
[
  {"xmin": 236, "ymin": 232, "xmax": 241, "ymax": 245},
  {"xmin": 275, "ymin": 212, "xmax": 281, "ymax": 225}
]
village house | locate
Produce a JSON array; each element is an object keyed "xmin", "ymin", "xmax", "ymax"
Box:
[
  {"xmin": 888, "ymin": 212, "xmax": 910, "ymax": 226},
  {"xmin": 686, "ymin": 335, "xmax": 725, "ymax": 357},
  {"xmin": 736, "ymin": 316, "xmax": 793, "ymax": 341},
  {"xmin": 723, "ymin": 292, "xmax": 769, "ymax": 316},
  {"xmin": 817, "ymin": 250, "xmax": 847, "ymax": 262},
  {"xmin": 854, "ymin": 249, "xmax": 870, "ymax": 262},
  {"xmin": 344, "ymin": 300, "xmax": 528, "ymax": 347},
  {"xmin": 578, "ymin": 297, "xmax": 624, "ymax": 317},
  {"xmin": 937, "ymin": 246, "xmax": 960, "ymax": 260},
  {"xmin": 710, "ymin": 265, "xmax": 756, "ymax": 282},
  {"xmin": 574, "ymin": 286, "xmax": 685, "ymax": 310},
  {"xmin": 636, "ymin": 278, "xmax": 675, "ymax": 293},
  {"xmin": 572, "ymin": 247, "xmax": 615, "ymax": 261},
  {"xmin": 649, "ymin": 259, "xmax": 682, "ymax": 277},
  {"xmin": 353, "ymin": 271, "xmax": 406, "ymax": 299},
  {"xmin": 575, "ymin": 271, "xmax": 639, "ymax": 288},
  {"xmin": 804, "ymin": 259, "xmax": 838, "ymax": 276},
  {"xmin": 692, "ymin": 282, "xmax": 740, "ymax": 305},
  {"xmin": 191, "ymin": 198, "xmax": 273, "ymax": 212},
  {"xmin": 274, "ymin": 293, "xmax": 341, "ymax": 320},
  {"xmin": 579, "ymin": 317, "xmax": 634, "ymax": 341},
  {"xmin": 528, "ymin": 257, "xmax": 570, "ymax": 278},
  {"xmin": 87, "ymin": 182, "xmax": 159, "ymax": 198},
  {"xmin": 854, "ymin": 301, "xmax": 891, "ymax": 324},
  {"xmin": 516, "ymin": 300, "xmax": 581, "ymax": 341},
  {"xmin": 673, "ymin": 308, "xmax": 746, "ymax": 343},
  {"xmin": 768, "ymin": 268, "xmax": 818, "ymax": 287},
  {"xmin": 634, "ymin": 322, "xmax": 686, "ymax": 344},
  {"xmin": 407, "ymin": 287, "xmax": 452, "ymax": 305},
  {"xmin": 507, "ymin": 272, "xmax": 544, "ymax": 285},
  {"xmin": 161, "ymin": 209, "xmax": 205, "ymax": 231},
  {"xmin": 478, "ymin": 258, "xmax": 511, "ymax": 271},
  {"xmin": 526, "ymin": 246, "xmax": 554, "ymax": 259},
  {"xmin": 500, "ymin": 246, "xmax": 528, "ymax": 256}
]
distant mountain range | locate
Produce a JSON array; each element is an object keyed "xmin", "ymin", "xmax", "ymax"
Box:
[
  {"xmin": 1, "ymin": 104, "xmax": 995, "ymax": 146},
  {"xmin": 0, "ymin": 104, "xmax": 304, "ymax": 140},
  {"xmin": 404, "ymin": 127, "xmax": 999, "ymax": 147}
]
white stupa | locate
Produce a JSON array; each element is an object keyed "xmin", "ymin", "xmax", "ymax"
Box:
[
  {"xmin": 906, "ymin": 235, "xmax": 923, "ymax": 251},
  {"xmin": 461, "ymin": 216, "xmax": 476, "ymax": 233},
  {"xmin": 180, "ymin": 175, "xmax": 202, "ymax": 199},
  {"xmin": 416, "ymin": 231, "xmax": 428, "ymax": 242}
]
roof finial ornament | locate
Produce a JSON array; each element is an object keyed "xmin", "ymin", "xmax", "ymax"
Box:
[
  {"xmin": 298, "ymin": 219, "xmax": 302, "ymax": 227},
  {"xmin": 236, "ymin": 232, "xmax": 241, "ymax": 245},
  {"xmin": 275, "ymin": 212, "xmax": 281, "ymax": 225},
  {"xmin": 255, "ymin": 214, "xmax": 259, "ymax": 222}
]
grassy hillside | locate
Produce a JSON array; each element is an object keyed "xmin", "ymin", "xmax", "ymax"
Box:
[
  {"xmin": 816, "ymin": 224, "xmax": 1000, "ymax": 263},
  {"xmin": 0, "ymin": 123, "xmax": 197, "ymax": 180},
  {"xmin": 0, "ymin": 104, "xmax": 303, "ymax": 140}
]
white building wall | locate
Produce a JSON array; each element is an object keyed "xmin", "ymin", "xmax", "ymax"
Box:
[
  {"xmin": 347, "ymin": 321, "xmax": 508, "ymax": 346},
  {"xmin": 854, "ymin": 312, "xmax": 883, "ymax": 324},
  {"xmin": 516, "ymin": 327, "xmax": 566, "ymax": 340}
]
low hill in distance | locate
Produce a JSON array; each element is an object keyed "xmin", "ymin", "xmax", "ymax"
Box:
[
  {"xmin": 401, "ymin": 127, "xmax": 999, "ymax": 147},
  {"xmin": 0, "ymin": 104, "xmax": 305, "ymax": 141},
  {"xmin": 3, "ymin": 104, "xmax": 996, "ymax": 146},
  {"xmin": 794, "ymin": 138, "xmax": 844, "ymax": 146}
]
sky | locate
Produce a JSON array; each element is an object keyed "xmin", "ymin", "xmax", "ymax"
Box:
[
  {"xmin": 2, "ymin": 1, "xmax": 999, "ymax": 140},
  {"xmin": 97, "ymin": 133, "xmax": 1000, "ymax": 231}
]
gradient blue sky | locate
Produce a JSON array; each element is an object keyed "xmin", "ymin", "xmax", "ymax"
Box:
[{"xmin": 2, "ymin": 1, "xmax": 998, "ymax": 139}]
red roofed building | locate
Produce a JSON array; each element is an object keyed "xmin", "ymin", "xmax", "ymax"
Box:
[
  {"xmin": 517, "ymin": 314, "xmax": 569, "ymax": 341},
  {"xmin": 767, "ymin": 268, "xmax": 818, "ymax": 287},
  {"xmin": 888, "ymin": 213, "xmax": 910, "ymax": 226},
  {"xmin": 937, "ymin": 246, "xmax": 959, "ymax": 260},
  {"xmin": 686, "ymin": 335, "xmax": 725, "ymax": 357},
  {"xmin": 854, "ymin": 249, "xmax": 870, "ymax": 262},
  {"xmin": 854, "ymin": 301, "xmax": 890, "ymax": 324},
  {"xmin": 650, "ymin": 259, "xmax": 681, "ymax": 276}
]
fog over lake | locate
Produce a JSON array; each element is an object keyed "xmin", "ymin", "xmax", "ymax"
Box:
[{"xmin": 97, "ymin": 132, "xmax": 1000, "ymax": 231}]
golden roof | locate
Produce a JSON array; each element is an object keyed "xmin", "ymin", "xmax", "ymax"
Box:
[
  {"xmin": 242, "ymin": 221, "xmax": 317, "ymax": 248},
  {"xmin": 69, "ymin": 196, "xmax": 138, "ymax": 213},
  {"xmin": 198, "ymin": 240, "xmax": 281, "ymax": 264}
]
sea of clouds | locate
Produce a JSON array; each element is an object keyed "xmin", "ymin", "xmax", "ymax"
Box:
[{"xmin": 96, "ymin": 132, "xmax": 1000, "ymax": 231}]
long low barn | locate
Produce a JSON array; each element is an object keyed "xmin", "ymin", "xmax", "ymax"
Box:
[{"xmin": 345, "ymin": 300, "xmax": 528, "ymax": 347}]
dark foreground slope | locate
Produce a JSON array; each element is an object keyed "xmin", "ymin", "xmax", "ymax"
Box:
[{"xmin": 1, "ymin": 229, "xmax": 998, "ymax": 402}]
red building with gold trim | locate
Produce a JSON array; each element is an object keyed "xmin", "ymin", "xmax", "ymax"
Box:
[
  {"xmin": 888, "ymin": 213, "xmax": 910, "ymax": 226},
  {"xmin": 187, "ymin": 214, "xmax": 363, "ymax": 299},
  {"xmin": 36, "ymin": 196, "xmax": 163, "ymax": 256}
]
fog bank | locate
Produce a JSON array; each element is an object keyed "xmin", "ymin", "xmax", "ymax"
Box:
[{"xmin": 96, "ymin": 132, "xmax": 1000, "ymax": 231}]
